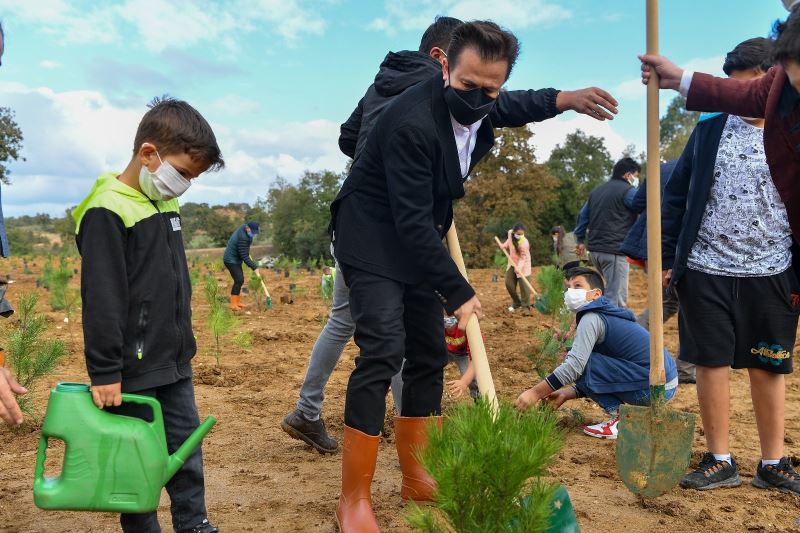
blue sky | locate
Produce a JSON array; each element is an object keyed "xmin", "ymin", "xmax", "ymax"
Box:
[{"xmin": 0, "ymin": 0, "xmax": 788, "ymax": 216}]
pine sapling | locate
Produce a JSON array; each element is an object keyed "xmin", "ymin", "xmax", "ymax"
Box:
[
  {"xmin": 406, "ymin": 399, "xmax": 564, "ymax": 533},
  {"xmin": 5, "ymin": 292, "xmax": 65, "ymax": 417}
]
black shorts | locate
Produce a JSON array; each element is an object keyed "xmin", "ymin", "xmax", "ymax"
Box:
[{"xmin": 676, "ymin": 268, "xmax": 799, "ymax": 373}]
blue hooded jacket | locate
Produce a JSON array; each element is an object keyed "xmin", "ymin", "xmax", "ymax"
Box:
[{"xmin": 576, "ymin": 296, "xmax": 677, "ymax": 394}]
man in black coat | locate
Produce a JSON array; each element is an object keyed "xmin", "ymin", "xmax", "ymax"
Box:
[
  {"xmin": 282, "ymin": 16, "xmax": 620, "ymax": 456},
  {"xmin": 330, "ymin": 21, "xmax": 552, "ymax": 532}
]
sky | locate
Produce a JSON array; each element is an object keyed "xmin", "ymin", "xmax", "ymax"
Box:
[{"xmin": 0, "ymin": 0, "xmax": 788, "ymax": 216}]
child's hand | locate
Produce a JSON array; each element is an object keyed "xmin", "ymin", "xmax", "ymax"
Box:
[
  {"xmin": 514, "ymin": 388, "xmax": 541, "ymax": 411},
  {"xmin": 91, "ymin": 383, "xmax": 122, "ymax": 409},
  {"xmin": 447, "ymin": 379, "xmax": 469, "ymax": 399},
  {"xmin": 545, "ymin": 387, "xmax": 577, "ymax": 409}
]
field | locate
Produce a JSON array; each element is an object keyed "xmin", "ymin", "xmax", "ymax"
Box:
[{"xmin": 1, "ymin": 257, "xmax": 800, "ymax": 532}]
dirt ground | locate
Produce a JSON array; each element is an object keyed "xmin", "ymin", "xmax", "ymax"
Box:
[{"xmin": 1, "ymin": 257, "xmax": 800, "ymax": 532}]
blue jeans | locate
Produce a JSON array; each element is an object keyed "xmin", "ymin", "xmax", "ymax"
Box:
[
  {"xmin": 108, "ymin": 378, "xmax": 208, "ymax": 533},
  {"xmin": 574, "ymin": 374, "xmax": 676, "ymax": 416},
  {"xmin": 295, "ymin": 263, "xmax": 357, "ymax": 420}
]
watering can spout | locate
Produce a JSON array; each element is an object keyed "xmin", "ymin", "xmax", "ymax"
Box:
[{"xmin": 167, "ymin": 417, "xmax": 216, "ymax": 480}]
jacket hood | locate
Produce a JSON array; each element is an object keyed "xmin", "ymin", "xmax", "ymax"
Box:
[
  {"xmin": 576, "ymin": 296, "xmax": 637, "ymax": 323},
  {"xmin": 373, "ymin": 50, "xmax": 441, "ymax": 97}
]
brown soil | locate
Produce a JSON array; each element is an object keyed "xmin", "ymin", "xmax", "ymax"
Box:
[{"xmin": 1, "ymin": 259, "xmax": 800, "ymax": 532}]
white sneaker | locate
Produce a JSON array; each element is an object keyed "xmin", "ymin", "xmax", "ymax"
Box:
[
  {"xmin": 507, "ymin": 306, "xmax": 516, "ymax": 312},
  {"xmin": 582, "ymin": 416, "xmax": 619, "ymax": 440}
]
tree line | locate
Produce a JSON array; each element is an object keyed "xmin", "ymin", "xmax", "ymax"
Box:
[{"xmin": 1, "ymin": 96, "xmax": 699, "ymax": 265}]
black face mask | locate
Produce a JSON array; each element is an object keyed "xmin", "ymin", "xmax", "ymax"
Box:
[{"xmin": 443, "ymin": 84, "xmax": 496, "ymax": 125}]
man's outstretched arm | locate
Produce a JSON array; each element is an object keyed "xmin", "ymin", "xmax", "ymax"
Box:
[{"xmin": 490, "ymin": 86, "xmax": 618, "ymax": 127}]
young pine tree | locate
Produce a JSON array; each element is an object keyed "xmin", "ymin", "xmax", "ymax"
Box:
[
  {"xmin": 406, "ymin": 400, "xmax": 564, "ymax": 533},
  {"xmin": 6, "ymin": 292, "xmax": 65, "ymax": 416}
]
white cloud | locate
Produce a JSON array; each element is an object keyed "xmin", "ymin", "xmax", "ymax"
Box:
[
  {"xmin": 0, "ymin": 82, "xmax": 346, "ymax": 216},
  {"xmin": 0, "ymin": 0, "xmax": 326, "ymax": 51},
  {"xmin": 209, "ymin": 95, "xmax": 262, "ymax": 116},
  {"xmin": 529, "ymin": 114, "xmax": 636, "ymax": 162},
  {"xmin": 370, "ymin": 0, "xmax": 571, "ymax": 33},
  {"xmin": 39, "ymin": 60, "xmax": 62, "ymax": 69},
  {"xmin": 684, "ymin": 55, "xmax": 726, "ymax": 78}
]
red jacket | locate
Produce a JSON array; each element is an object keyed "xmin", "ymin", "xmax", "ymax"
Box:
[
  {"xmin": 686, "ymin": 66, "xmax": 800, "ymax": 240},
  {"xmin": 445, "ymin": 325, "xmax": 470, "ymax": 357}
]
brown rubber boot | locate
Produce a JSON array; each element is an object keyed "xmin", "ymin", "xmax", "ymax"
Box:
[
  {"xmin": 229, "ymin": 294, "xmax": 242, "ymax": 310},
  {"xmin": 335, "ymin": 425, "xmax": 381, "ymax": 533},
  {"xmin": 394, "ymin": 416, "xmax": 442, "ymax": 501}
]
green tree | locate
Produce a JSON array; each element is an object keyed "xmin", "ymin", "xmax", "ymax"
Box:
[
  {"xmin": 266, "ymin": 170, "xmax": 342, "ymax": 261},
  {"xmin": 545, "ymin": 130, "xmax": 613, "ymax": 231},
  {"xmin": 0, "ymin": 107, "xmax": 24, "ymax": 185},
  {"xmin": 455, "ymin": 127, "xmax": 559, "ymax": 266},
  {"xmin": 661, "ymin": 95, "xmax": 700, "ymax": 161}
]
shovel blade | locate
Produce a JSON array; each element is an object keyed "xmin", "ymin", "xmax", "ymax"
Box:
[{"xmin": 616, "ymin": 403, "xmax": 695, "ymax": 498}]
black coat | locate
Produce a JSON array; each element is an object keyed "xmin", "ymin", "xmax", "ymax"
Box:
[
  {"xmin": 332, "ymin": 74, "xmax": 536, "ymax": 313},
  {"xmin": 339, "ymin": 50, "xmax": 560, "ymax": 161}
]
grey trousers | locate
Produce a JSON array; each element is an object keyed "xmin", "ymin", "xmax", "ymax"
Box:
[
  {"xmin": 295, "ymin": 263, "xmax": 409, "ymax": 420},
  {"xmin": 591, "ymin": 251, "xmax": 630, "ymax": 308},
  {"xmin": 636, "ymin": 287, "xmax": 697, "ymax": 382}
]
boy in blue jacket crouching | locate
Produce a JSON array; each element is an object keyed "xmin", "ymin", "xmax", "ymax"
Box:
[{"xmin": 515, "ymin": 267, "xmax": 677, "ymax": 439}]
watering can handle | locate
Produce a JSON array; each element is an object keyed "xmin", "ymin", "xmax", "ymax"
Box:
[{"xmin": 120, "ymin": 392, "xmax": 165, "ymax": 431}]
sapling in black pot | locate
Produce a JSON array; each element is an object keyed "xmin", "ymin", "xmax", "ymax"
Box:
[{"xmin": 406, "ymin": 399, "xmax": 564, "ymax": 533}]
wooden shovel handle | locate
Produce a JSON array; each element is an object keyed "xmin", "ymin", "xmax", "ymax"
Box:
[
  {"xmin": 446, "ymin": 222, "xmax": 499, "ymax": 411},
  {"xmin": 646, "ymin": 0, "xmax": 665, "ymax": 387},
  {"xmin": 493, "ymin": 236, "xmax": 539, "ymax": 296},
  {"xmin": 255, "ymin": 270, "xmax": 271, "ymax": 298}
]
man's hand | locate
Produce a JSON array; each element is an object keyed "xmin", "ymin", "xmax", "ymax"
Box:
[
  {"xmin": 447, "ymin": 379, "xmax": 470, "ymax": 399},
  {"xmin": 575, "ymin": 244, "xmax": 586, "ymax": 257},
  {"xmin": 454, "ymin": 295, "xmax": 482, "ymax": 331},
  {"xmin": 639, "ymin": 54, "xmax": 684, "ymax": 91},
  {"xmin": 0, "ymin": 368, "xmax": 26, "ymax": 426},
  {"xmin": 557, "ymin": 88, "xmax": 618, "ymax": 121},
  {"xmin": 662, "ymin": 269, "xmax": 673, "ymax": 288},
  {"xmin": 91, "ymin": 383, "xmax": 122, "ymax": 409},
  {"xmin": 514, "ymin": 387, "xmax": 542, "ymax": 411},
  {"xmin": 545, "ymin": 387, "xmax": 577, "ymax": 409}
]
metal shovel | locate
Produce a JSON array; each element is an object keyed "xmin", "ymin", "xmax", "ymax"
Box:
[{"xmin": 615, "ymin": 0, "xmax": 695, "ymax": 498}]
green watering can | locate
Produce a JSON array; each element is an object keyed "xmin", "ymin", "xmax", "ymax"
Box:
[{"xmin": 33, "ymin": 383, "xmax": 216, "ymax": 513}]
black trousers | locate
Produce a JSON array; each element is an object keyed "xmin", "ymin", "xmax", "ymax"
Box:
[
  {"xmin": 341, "ymin": 263, "xmax": 448, "ymax": 436},
  {"xmin": 107, "ymin": 378, "xmax": 208, "ymax": 533},
  {"xmin": 224, "ymin": 262, "xmax": 244, "ymax": 295}
]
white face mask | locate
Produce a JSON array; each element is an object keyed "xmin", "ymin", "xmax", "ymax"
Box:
[
  {"xmin": 138, "ymin": 149, "xmax": 191, "ymax": 201},
  {"xmin": 564, "ymin": 288, "xmax": 590, "ymax": 311},
  {"xmin": 631, "ymin": 177, "xmax": 640, "ymax": 188},
  {"xmin": 444, "ymin": 316, "xmax": 458, "ymax": 329}
]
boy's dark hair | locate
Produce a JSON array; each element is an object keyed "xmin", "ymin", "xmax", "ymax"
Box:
[
  {"xmin": 133, "ymin": 95, "xmax": 224, "ymax": 171},
  {"xmin": 512, "ymin": 222, "xmax": 526, "ymax": 232},
  {"xmin": 611, "ymin": 157, "xmax": 641, "ymax": 181},
  {"xmin": 566, "ymin": 266, "xmax": 605, "ymax": 293},
  {"xmin": 447, "ymin": 21, "xmax": 520, "ymax": 80},
  {"xmin": 419, "ymin": 16, "xmax": 462, "ymax": 54},
  {"xmin": 774, "ymin": 7, "xmax": 800, "ymax": 64},
  {"xmin": 723, "ymin": 38, "xmax": 774, "ymax": 75}
]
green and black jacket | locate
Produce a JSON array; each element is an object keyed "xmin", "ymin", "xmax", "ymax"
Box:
[{"xmin": 74, "ymin": 173, "xmax": 195, "ymax": 392}]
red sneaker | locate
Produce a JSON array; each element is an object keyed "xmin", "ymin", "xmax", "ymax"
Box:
[{"xmin": 582, "ymin": 416, "xmax": 619, "ymax": 439}]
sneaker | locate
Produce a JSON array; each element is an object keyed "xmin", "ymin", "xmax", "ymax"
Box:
[
  {"xmin": 281, "ymin": 409, "xmax": 339, "ymax": 454},
  {"xmin": 582, "ymin": 416, "xmax": 619, "ymax": 439},
  {"xmin": 507, "ymin": 306, "xmax": 516, "ymax": 313},
  {"xmin": 752, "ymin": 457, "xmax": 800, "ymax": 495},
  {"xmin": 680, "ymin": 452, "xmax": 742, "ymax": 490},
  {"xmin": 177, "ymin": 519, "xmax": 219, "ymax": 533}
]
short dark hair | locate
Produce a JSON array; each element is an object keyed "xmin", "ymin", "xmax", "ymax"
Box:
[
  {"xmin": 447, "ymin": 21, "xmax": 520, "ymax": 80},
  {"xmin": 419, "ymin": 16, "xmax": 462, "ymax": 54},
  {"xmin": 611, "ymin": 157, "xmax": 641, "ymax": 181},
  {"xmin": 513, "ymin": 222, "xmax": 526, "ymax": 232},
  {"xmin": 723, "ymin": 38, "xmax": 774, "ymax": 75},
  {"xmin": 133, "ymin": 96, "xmax": 224, "ymax": 171},
  {"xmin": 566, "ymin": 266, "xmax": 605, "ymax": 293},
  {"xmin": 774, "ymin": 7, "xmax": 800, "ymax": 65}
]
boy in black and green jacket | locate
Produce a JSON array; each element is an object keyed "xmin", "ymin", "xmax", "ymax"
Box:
[{"xmin": 73, "ymin": 97, "xmax": 224, "ymax": 533}]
